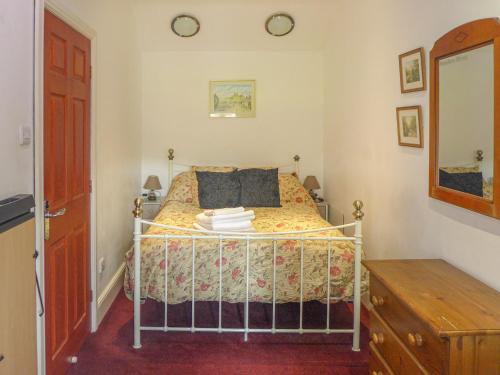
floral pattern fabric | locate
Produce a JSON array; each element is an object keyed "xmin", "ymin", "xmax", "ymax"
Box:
[{"xmin": 124, "ymin": 173, "xmax": 367, "ymax": 304}]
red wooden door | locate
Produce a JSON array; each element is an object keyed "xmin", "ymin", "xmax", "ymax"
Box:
[{"xmin": 44, "ymin": 10, "xmax": 91, "ymax": 375}]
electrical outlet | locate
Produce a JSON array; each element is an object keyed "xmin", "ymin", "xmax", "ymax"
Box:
[{"xmin": 98, "ymin": 257, "xmax": 105, "ymax": 274}]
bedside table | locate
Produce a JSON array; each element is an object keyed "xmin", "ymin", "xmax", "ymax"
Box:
[
  {"xmin": 315, "ymin": 201, "xmax": 329, "ymax": 222},
  {"xmin": 142, "ymin": 196, "xmax": 165, "ymax": 231}
]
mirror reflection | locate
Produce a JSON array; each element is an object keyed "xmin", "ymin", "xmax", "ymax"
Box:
[{"xmin": 438, "ymin": 44, "xmax": 494, "ymax": 200}]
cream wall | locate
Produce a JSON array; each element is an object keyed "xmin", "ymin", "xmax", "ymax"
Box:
[
  {"xmin": 141, "ymin": 51, "xmax": 324, "ymax": 195},
  {"xmin": 48, "ymin": 0, "xmax": 141, "ymax": 296},
  {"xmin": 324, "ymin": 0, "xmax": 500, "ymax": 290},
  {"xmin": 0, "ymin": 0, "xmax": 34, "ymax": 200}
]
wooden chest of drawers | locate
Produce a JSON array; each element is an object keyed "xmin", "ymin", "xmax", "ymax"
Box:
[{"xmin": 363, "ymin": 259, "xmax": 500, "ymax": 375}]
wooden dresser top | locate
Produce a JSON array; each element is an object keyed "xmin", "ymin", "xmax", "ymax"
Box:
[{"xmin": 363, "ymin": 259, "xmax": 500, "ymax": 337}]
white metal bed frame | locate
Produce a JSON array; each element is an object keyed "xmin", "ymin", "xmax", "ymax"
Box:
[{"xmin": 132, "ymin": 149, "xmax": 364, "ymax": 351}]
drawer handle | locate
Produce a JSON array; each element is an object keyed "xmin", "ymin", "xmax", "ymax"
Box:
[
  {"xmin": 0, "ymin": 354, "xmax": 4, "ymax": 362},
  {"xmin": 408, "ymin": 332, "xmax": 424, "ymax": 347},
  {"xmin": 371, "ymin": 295, "xmax": 385, "ymax": 306},
  {"xmin": 371, "ymin": 332, "xmax": 385, "ymax": 344}
]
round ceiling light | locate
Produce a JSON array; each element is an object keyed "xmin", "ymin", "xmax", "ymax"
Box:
[
  {"xmin": 265, "ymin": 13, "xmax": 295, "ymax": 37},
  {"xmin": 171, "ymin": 14, "xmax": 200, "ymax": 37}
]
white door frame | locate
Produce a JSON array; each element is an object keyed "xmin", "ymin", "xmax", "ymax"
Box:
[{"xmin": 34, "ymin": 1, "xmax": 98, "ymax": 374}]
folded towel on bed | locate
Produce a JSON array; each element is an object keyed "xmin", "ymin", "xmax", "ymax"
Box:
[
  {"xmin": 204, "ymin": 207, "xmax": 245, "ymax": 217},
  {"xmin": 203, "ymin": 220, "xmax": 253, "ymax": 231},
  {"xmin": 193, "ymin": 222, "xmax": 256, "ymax": 233},
  {"xmin": 196, "ymin": 210, "xmax": 255, "ymax": 224}
]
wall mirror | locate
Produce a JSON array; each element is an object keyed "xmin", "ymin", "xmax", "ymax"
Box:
[{"xmin": 429, "ymin": 18, "xmax": 500, "ymax": 218}]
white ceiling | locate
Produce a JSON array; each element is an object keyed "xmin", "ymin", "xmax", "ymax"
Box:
[{"xmin": 133, "ymin": 0, "xmax": 336, "ymax": 51}]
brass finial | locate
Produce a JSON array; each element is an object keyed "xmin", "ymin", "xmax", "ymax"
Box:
[
  {"xmin": 476, "ymin": 150, "xmax": 484, "ymax": 162},
  {"xmin": 353, "ymin": 200, "xmax": 364, "ymax": 221},
  {"xmin": 168, "ymin": 149, "xmax": 175, "ymax": 161},
  {"xmin": 293, "ymin": 155, "xmax": 300, "ymax": 162},
  {"xmin": 133, "ymin": 198, "xmax": 143, "ymax": 218}
]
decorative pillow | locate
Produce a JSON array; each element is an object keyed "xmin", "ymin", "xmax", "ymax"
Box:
[
  {"xmin": 238, "ymin": 168, "xmax": 281, "ymax": 207},
  {"xmin": 439, "ymin": 169, "xmax": 483, "ymax": 197},
  {"xmin": 278, "ymin": 173, "xmax": 318, "ymax": 211},
  {"xmin": 195, "ymin": 171, "xmax": 241, "ymax": 209},
  {"xmin": 165, "ymin": 171, "xmax": 196, "ymax": 204},
  {"xmin": 190, "ymin": 166, "xmax": 237, "ymax": 207}
]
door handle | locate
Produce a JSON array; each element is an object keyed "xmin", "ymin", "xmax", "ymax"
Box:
[
  {"xmin": 45, "ymin": 208, "xmax": 66, "ymax": 218},
  {"xmin": 44, "ymin": 206, "xmax": 66, "ymax": 240}
]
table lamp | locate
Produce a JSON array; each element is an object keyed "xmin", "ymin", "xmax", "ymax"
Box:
[
  {"xmin": 143, "ymin": 175, "xmax": 162, "ymax": 201},
  {"xmin": 303, "ymin": 175, "xmax": 321, "ymax": 202}
]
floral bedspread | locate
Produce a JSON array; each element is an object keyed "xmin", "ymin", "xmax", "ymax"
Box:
[{"xmin": 124, "ymin": 172, "xmax": 368, "ymax": 304}]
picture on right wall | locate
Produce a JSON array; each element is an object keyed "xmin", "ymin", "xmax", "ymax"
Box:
[
  {"xmin": 396, "ymin": 105, "xmax": 423, "ymax": 148},
  {"xmin": 399, "ymin": 47, "xmax": 426, "ymax": 93}
]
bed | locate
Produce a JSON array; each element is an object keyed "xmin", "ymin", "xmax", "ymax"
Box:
[{"xmin": 126, "ymin": 150, "xmax": 367, "ymax": 350}]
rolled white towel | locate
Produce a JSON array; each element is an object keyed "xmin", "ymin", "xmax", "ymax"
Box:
[
  {"xmin": 193, "ymin": 223, "xmax": 256, "ymax": 233},
  {"xmin": 196, "ymin": 210, "xmax": 255, "ymax": 224},
  {"xmin": 204, "ymin": 207, "xmax": 244, "ymax": 217}
]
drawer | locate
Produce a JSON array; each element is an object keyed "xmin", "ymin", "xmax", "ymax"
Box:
[
  {"xmin": 371, "ymin": 309, "xmax": 429, "ymax": 375},
  {"xmin": 370, "ymin": 275, "xmax": 449, "ymax": 375},
  {"xmin": 369, "ymin": 341, "xmax": 395, "ymax": 375}
]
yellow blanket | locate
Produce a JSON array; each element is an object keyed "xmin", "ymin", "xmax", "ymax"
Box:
[{"xmin": 124, "ymin": 172, "xmax": 368, "ymax": 304}]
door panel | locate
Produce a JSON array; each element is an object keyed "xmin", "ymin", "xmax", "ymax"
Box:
[{"xmin": 44, "ymin": 10, "xmax": 91, "ymax": 375}]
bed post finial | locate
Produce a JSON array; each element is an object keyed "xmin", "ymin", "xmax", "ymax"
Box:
[
  {"xmin": 353, "ymin": 200, "xmax": 364, "ymax": 221},
  {"xmin": 133, "ymin": 198, "xmax": 143, "ymax": 218},
  {"xmin": 168, "ymin": 148, "xmax": 175, "ymax": 161}
]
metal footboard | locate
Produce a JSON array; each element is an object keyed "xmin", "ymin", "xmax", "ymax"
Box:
[{"xmin": 132, "ymin": 199, "xmax": 364, "ymax": 351}]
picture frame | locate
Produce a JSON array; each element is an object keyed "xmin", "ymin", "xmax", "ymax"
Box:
[
  {"xmin": 396, "ymin": 105, "xmax": 423, "ymax": 148},
  {"xmin": 399, "ymin": 47, "xmax": 426, "ymax": 93},
  {"xmin": 209, "ymin": 80, "xmax": 256, "ymax": 118}
]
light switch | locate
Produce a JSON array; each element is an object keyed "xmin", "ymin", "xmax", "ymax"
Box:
[{"xmin": 18, "ymin": 125, "xmax": 32, "ymax": 146}]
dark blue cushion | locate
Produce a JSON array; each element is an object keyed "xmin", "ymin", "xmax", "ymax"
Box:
[
  {"xmin": 238, "ymin": 168, "xmax": 281, "ymax": 207},
  {"xmin": 439, "ymin": 169, "xmax": 483, "ymax": 197},
  {"xmin": 196, "ymin": 171, "xmax": 241, "ymax": 209}
]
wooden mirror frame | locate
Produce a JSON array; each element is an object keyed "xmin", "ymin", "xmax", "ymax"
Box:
[{"xmin": 429, "ymin": 18, "xmax": 500, "ymax": 219}]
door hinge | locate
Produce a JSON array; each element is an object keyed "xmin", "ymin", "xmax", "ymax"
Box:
[
  {"xmin": 89, "ymin": 179, "xmax": 93, "ymax": 193},
  {"xmin": 89, "ymin": 289, "xmax": 93, "ymax": 302},
  {"xmin": 90, "ymin": 66, "xmax": 92, "ymax": 79}
]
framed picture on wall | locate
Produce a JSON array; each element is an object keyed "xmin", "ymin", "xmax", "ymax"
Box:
[
  {"xmin": 399, "ymin": 47, "xmax": 426, "ymax": 93},
  {"xmin": 396, "ymin": 105, "xmax": 423, "ymax": 148},
  {"xmin": 209, "ymin": 80, "xmax": 256, "ymax": 118}
]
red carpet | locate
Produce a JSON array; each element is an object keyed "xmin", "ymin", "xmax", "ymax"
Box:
[{"xmin": 68, "ymin": 292, "xmax": 369, "ymax": 375}]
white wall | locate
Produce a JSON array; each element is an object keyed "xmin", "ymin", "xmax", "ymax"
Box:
[
  {"xmin": 49, "ymin": 0, "xmax": 141, "ymax": 297},
  {"xmin": 324, "ymin": 0, "xmax": 500, "ymax": 290},
  {"xmin": 141, "ymin": 51, "xmax": 324, "ymax": 195},
  {"xmin": 0, "ymin": 0, "xmax": 34, "ymax": 200}
]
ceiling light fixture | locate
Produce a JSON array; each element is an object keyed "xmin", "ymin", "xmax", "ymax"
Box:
[
  {"xmin": 171, "ymin": 14, "xmax": 200, "ymax": 38},
  {"xmin": 265, "ymin": 13, "xmax": 295, "ymax": 37}
]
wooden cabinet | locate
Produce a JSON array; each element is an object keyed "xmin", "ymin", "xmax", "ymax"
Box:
[
  {"xmin": 0, "ymin": 219, "xmax": 37, "ymax": 375},
  {"xmin": 363, "ymin": 259, "xmax": 500, "ymax": 375}
]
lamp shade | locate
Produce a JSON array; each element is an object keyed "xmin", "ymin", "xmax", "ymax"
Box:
[
  {"xmin": 303, "ymin": 175, "xmax": 320, "ymax": 190},
  {"xmin": 143, "ymin": 175, "xmax": 162, "ymax": 190}
]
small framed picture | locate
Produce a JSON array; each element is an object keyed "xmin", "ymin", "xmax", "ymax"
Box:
[
  {"xmin": 209, "ymin": 80, "xmax": 256, "ymax": 118},
  {"xmin": 396, "ymin": 106, "xmax": 423, "ymax": 148},
  {"xmin": 399, "ymin": 47, "xmax": 426, "ymax": 93}
]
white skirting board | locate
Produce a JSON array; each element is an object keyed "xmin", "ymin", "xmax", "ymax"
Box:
[{"xmin": 97, "ymin": 262, "xmax": 126, "ymax": 326}]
